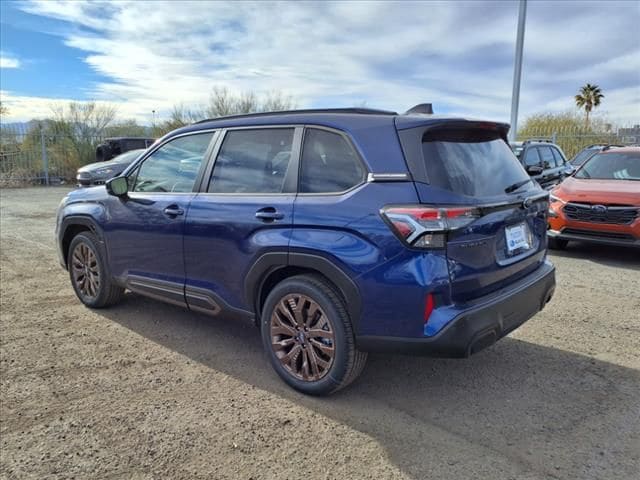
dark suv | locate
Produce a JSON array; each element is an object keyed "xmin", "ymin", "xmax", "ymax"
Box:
[
  {"xmin": 511, "ymin": 139, "xmax": 573, "ymax": 189},
  {"xmin": 56, "ymin": 107, "xmax": 556, "ymax": 395}
]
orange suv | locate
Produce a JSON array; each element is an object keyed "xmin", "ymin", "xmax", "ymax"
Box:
[{"xmin": 548, "ymin": 147, "xmax": 640, "ymax": 249}]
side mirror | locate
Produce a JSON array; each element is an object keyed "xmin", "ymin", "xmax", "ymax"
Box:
[
  {"xmin": 526, "ymin": 165, "xmax": 543, "ymax": 175},
  {"xmin": 106, "ymin": 176, "xmax": 128, "ymax": 196}
]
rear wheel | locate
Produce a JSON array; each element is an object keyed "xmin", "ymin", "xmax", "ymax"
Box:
[
  {"xmin": 548, "ymin": 237, "xmax": 568, "ymax": 250},
  {"xmin": 261, "ymin": 275, "xmax": 367, "ymax": 395},
  {"xmin": 68, "ymin": 232, "xmax": 124, "ymax": 308}
]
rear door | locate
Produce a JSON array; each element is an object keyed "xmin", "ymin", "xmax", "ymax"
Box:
[
  {"xmin": 398, "ymin": 124, "xmax": 549, "ymax": 301},
  {"xmin": 183, "ymin": 127, "xmax": 299, "ymax": 314},
  {"xmin": 538, "ymin": 146, "xmax": 561, "ymax": 188}
]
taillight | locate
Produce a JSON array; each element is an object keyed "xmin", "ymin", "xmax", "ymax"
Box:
[{"xmin": 381, "ymin": 205, "xmax": 480, "ymax": 248}]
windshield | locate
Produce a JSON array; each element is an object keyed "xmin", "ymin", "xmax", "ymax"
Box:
[
  {"xmin": 571, "ymin": 149, "xmax": 597, "ymax": 166},
  {"xmin": 112, "ymin": 149, "xmax": 145, "ymax": 164},
  {"xmin": 422, "ymin": 128, "xmax": 532, "ymax": 197},
  {"xmin": 575, "ymin": 151, "xmax": 640, "ymax": 180}
]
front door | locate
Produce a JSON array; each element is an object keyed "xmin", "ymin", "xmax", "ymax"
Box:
[{"xmin": 104, "ymin": 131, "xmax": 216, "ymax": 305}]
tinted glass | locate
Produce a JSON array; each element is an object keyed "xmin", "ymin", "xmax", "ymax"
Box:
[
  {"xmin": 571, "ymin": 149, "xmax": 597, "ymax": 166},
  {"xmin": 132, "ymin": 132, "xmax": 213, "ymax": 193},
  {"xmin": 550, "ymin": 148, "xmax": 565, "ymax": 167},
  {"xmin": 421, "ymin": 129, "xmax": 531, "ymax": 197},
  {"xmin": 523, "ymin": 148, "xmax": 541, "ymax": 167},
  {"xmin": 575, "ymin": 152, "xmax": 640, "ymax": 180},
  {"xmin": 112, "ymin": 149, "xmax": 144, "ymax": 164},
  {"xmin": 300, "ymin": 129, "xmax": 365, "ymax": 193},
  {"xmin": 208, "ymin": 129, "xmax": 294, "ymax": 194},
  {"xmin": 538, "ymin": 147, "xmax": 555, "ymax": 169}
]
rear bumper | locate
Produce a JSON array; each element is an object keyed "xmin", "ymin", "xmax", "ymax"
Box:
[
  {"xmin": 548, "ymin": 228, "xmax": 640, "ymax": 248},
  {"xmin": 357, "ymin": 260, "xmax": 555, "ymax": 357}
]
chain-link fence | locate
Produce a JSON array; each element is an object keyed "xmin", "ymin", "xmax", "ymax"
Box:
[
  {"xmin": 0, "ymin": 123, "xmax": 118, "ymax": 187},
  {"xmin": 517, "ymin": 124, "xmax": 640, "ymax": 159}
]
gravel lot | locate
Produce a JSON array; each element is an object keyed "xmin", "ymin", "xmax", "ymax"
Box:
[{"xmin": 1, "ymin": 186, "xmax": 639, "ymax": 480}]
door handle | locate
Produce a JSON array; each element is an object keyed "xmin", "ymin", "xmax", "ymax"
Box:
[
  {"xmin": 164, "ymin": 205, "xmax": 184, "ymax": 217},
  {"xmin": 255, "ymin": 207, "xmax": 284, "ymax": 221}
]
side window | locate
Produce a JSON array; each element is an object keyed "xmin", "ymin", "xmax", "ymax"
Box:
[
  {"xmin": 132, "ymin": 132, "xmax": 213, "ymax": 193},
  {"xmin": 523, "ymin": 147, "xmax": 541, "ymax": 167},
  {"xmin": 551, "ymin": 147, "xmax": 566, "ymax": 167},
  {"xmin": 300, "ymin": 128, "xmax": 365, "ymax": 193},
  {"xmin": 538, "ymin": 147, "xmax": 555, "ymax": 169},
  {"xmin": 208, "ymin": 128, "xmax": 294, "ymax": 194}
]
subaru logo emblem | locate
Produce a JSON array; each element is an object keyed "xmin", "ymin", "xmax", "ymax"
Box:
[{"xmin": 591, "ymin": 205, "xmax": 607, "ymax": 213}]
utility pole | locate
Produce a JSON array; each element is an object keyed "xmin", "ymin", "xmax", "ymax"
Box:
[{"xmin": 509, "ymin": 0, "xmax": 527, "ymax": 142}]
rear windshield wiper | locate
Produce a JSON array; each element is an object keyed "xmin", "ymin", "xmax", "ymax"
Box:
[{"xmin": 504, "ymin": 179, "xmax": 532, "ymax": 193}]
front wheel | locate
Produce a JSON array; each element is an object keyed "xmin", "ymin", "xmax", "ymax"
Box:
[
  {"xmin": 261, "ymin": 274, "xmax": 367, "ymax": 395},
  {"xmin": 68, "ymin": 232, "xmax": 124, "ymax": 308}
]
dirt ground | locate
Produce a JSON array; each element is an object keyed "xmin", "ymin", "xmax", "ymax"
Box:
[{"xmin": 1, "ymin": 186, "xmax": 639, "ymax": 480}]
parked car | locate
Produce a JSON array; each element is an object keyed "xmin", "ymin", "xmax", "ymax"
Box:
[
  {"xmin": 510, "ymin": 139, "xmax": 573, "ymax": 189},
  {"xmin": 95, "ymin": 137, "xmax": 155, "ymax": 162},
  {"xmin": 569, "ymin": 144, "xmax": 623, "ymax": 167},
  {"xmin": 56, "ymin": 106, "xmax": 556, "ymax": 395},
  {"xmin": 76, "ymin": 149, "xmax": 145, "ymax": 187},
  {"xmin": 548, "ymin": 146, "xmax": 640, "ymax": 249}
]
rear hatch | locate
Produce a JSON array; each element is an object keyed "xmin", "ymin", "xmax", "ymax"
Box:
[{"xmin": 396, "ymin": 120, "xmax": 549, "ymax": 301}]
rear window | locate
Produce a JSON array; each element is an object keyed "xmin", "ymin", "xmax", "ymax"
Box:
[{"xmin": 421, "ymin": 128, "xmax": 531, "ymax": 197}]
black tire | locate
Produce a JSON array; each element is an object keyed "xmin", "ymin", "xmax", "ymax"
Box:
[
  {"xmin": 548, "ymin": 237, "xmax": 568, "ymax": 250},
  {"xmin": 67, "ymin": 232, "xmax": 124, "ymax": 308},
  {"xmin": 261, "ymin": 274, "xmax": 367, "ymax": 396}
]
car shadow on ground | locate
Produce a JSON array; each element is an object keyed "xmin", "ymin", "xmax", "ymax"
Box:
[
  {"xmin": 98, "ymin": 294, "xmax": 640, "ymax": 479},
  {"xmin": 549, "ymin": 242, "xmax": 640, "ymax": 270}
]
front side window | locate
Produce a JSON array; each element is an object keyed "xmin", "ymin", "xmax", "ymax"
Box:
[
  {"xmin": 208, "ymin": 128, "xmax": 294, "ymax": 194},
  {"xmin": 523, "ymin": 148, "xmax": 541, "ymax": 167},
  {"xmin": 299, "ymin": 128, "xmax": 365, "ymax": 193},
  {"xmin": 538, "ymin": 147, "xmax": 555, "ymax": 169},
  {"xmin": 132, "ymin": 132, "xmax": 214, "ymax": 193}
]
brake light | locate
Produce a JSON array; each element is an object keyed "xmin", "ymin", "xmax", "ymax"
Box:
[{"xmin": 381, "ymin": 206, "xmax": 480, "ymax": 248}]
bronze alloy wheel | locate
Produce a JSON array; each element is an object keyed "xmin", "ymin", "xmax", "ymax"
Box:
[
  {"xmin": 270, "ymin": 293, "xmax": 336, "ymax": 381},
  {"xmin": 71, "ymin": 242, "xmax": 101, "ymax": 300}
]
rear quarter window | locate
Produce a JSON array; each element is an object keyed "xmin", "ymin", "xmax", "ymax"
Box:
[{"xmin": 299, "ymin": 128, "xmax": 365, "ymax": 193}]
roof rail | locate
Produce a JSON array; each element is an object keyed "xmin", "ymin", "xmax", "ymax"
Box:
[
  {"xmin": 523, "ymin": 138, "xmax": 554, "ymax": 145},
  {"xmin": 194, "ymin": 107, "xmax": 398, "ymax": 124}
]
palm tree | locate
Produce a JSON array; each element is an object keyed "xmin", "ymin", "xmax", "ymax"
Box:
[{"xmin": 575, "ymin": 84, "xmax": 604, "ymax": 129}]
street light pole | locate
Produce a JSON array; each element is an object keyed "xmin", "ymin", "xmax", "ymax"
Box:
[{"xmin": 509, "ymin": 0, "xmax": 527, "ymax": 142}]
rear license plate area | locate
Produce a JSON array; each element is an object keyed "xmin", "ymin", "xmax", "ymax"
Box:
[{"xmin": 505, "ymin": 222, "xmax": 532, "ymax": 255}]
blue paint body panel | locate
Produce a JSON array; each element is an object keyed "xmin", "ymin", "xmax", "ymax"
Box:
[{"xmin": 56, "ymin": 110, "xmax": 555, "ymax": 354}]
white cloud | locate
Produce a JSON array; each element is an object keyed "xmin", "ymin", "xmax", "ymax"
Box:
[
  {"xmin": 0, "ymin": 53, "xmax": 21, "ymax": 69},
  {"xmin": 6, "ymin": 0, "xmax": 640, "ymax": 125}
]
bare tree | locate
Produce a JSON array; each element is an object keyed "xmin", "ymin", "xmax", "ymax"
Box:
[
  {"xmin": 260, "ymin": 91, "xmax": 296, "ymax": 112},
  {"xmin": 48, "ymin": 101, "xmax": 117, "ymax": 167},
  {"xmin": 206, "ymin": 87, "xmax": 239, "ymax": 118},
  {"xmin": 204, "ymin": 87, "xmax": 295, "ymax": 119}
]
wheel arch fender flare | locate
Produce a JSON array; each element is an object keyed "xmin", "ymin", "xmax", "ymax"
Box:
[
  {"xmin": 245, "ymin": 252, "xmax": 362, "ymax": 330},
  {"xmin": 59, "ymin": 215, "xmax": 107, "ymax": 265}
]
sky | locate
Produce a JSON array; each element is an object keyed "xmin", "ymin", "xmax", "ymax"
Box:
[{"xmin": 1, "ymin": 0, "xmax": 639, "ymax": 125}]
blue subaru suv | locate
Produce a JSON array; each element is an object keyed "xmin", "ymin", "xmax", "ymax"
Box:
[{"xmin": 56, "ymin": 106, "xmax": 556, "ymax": 395}]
